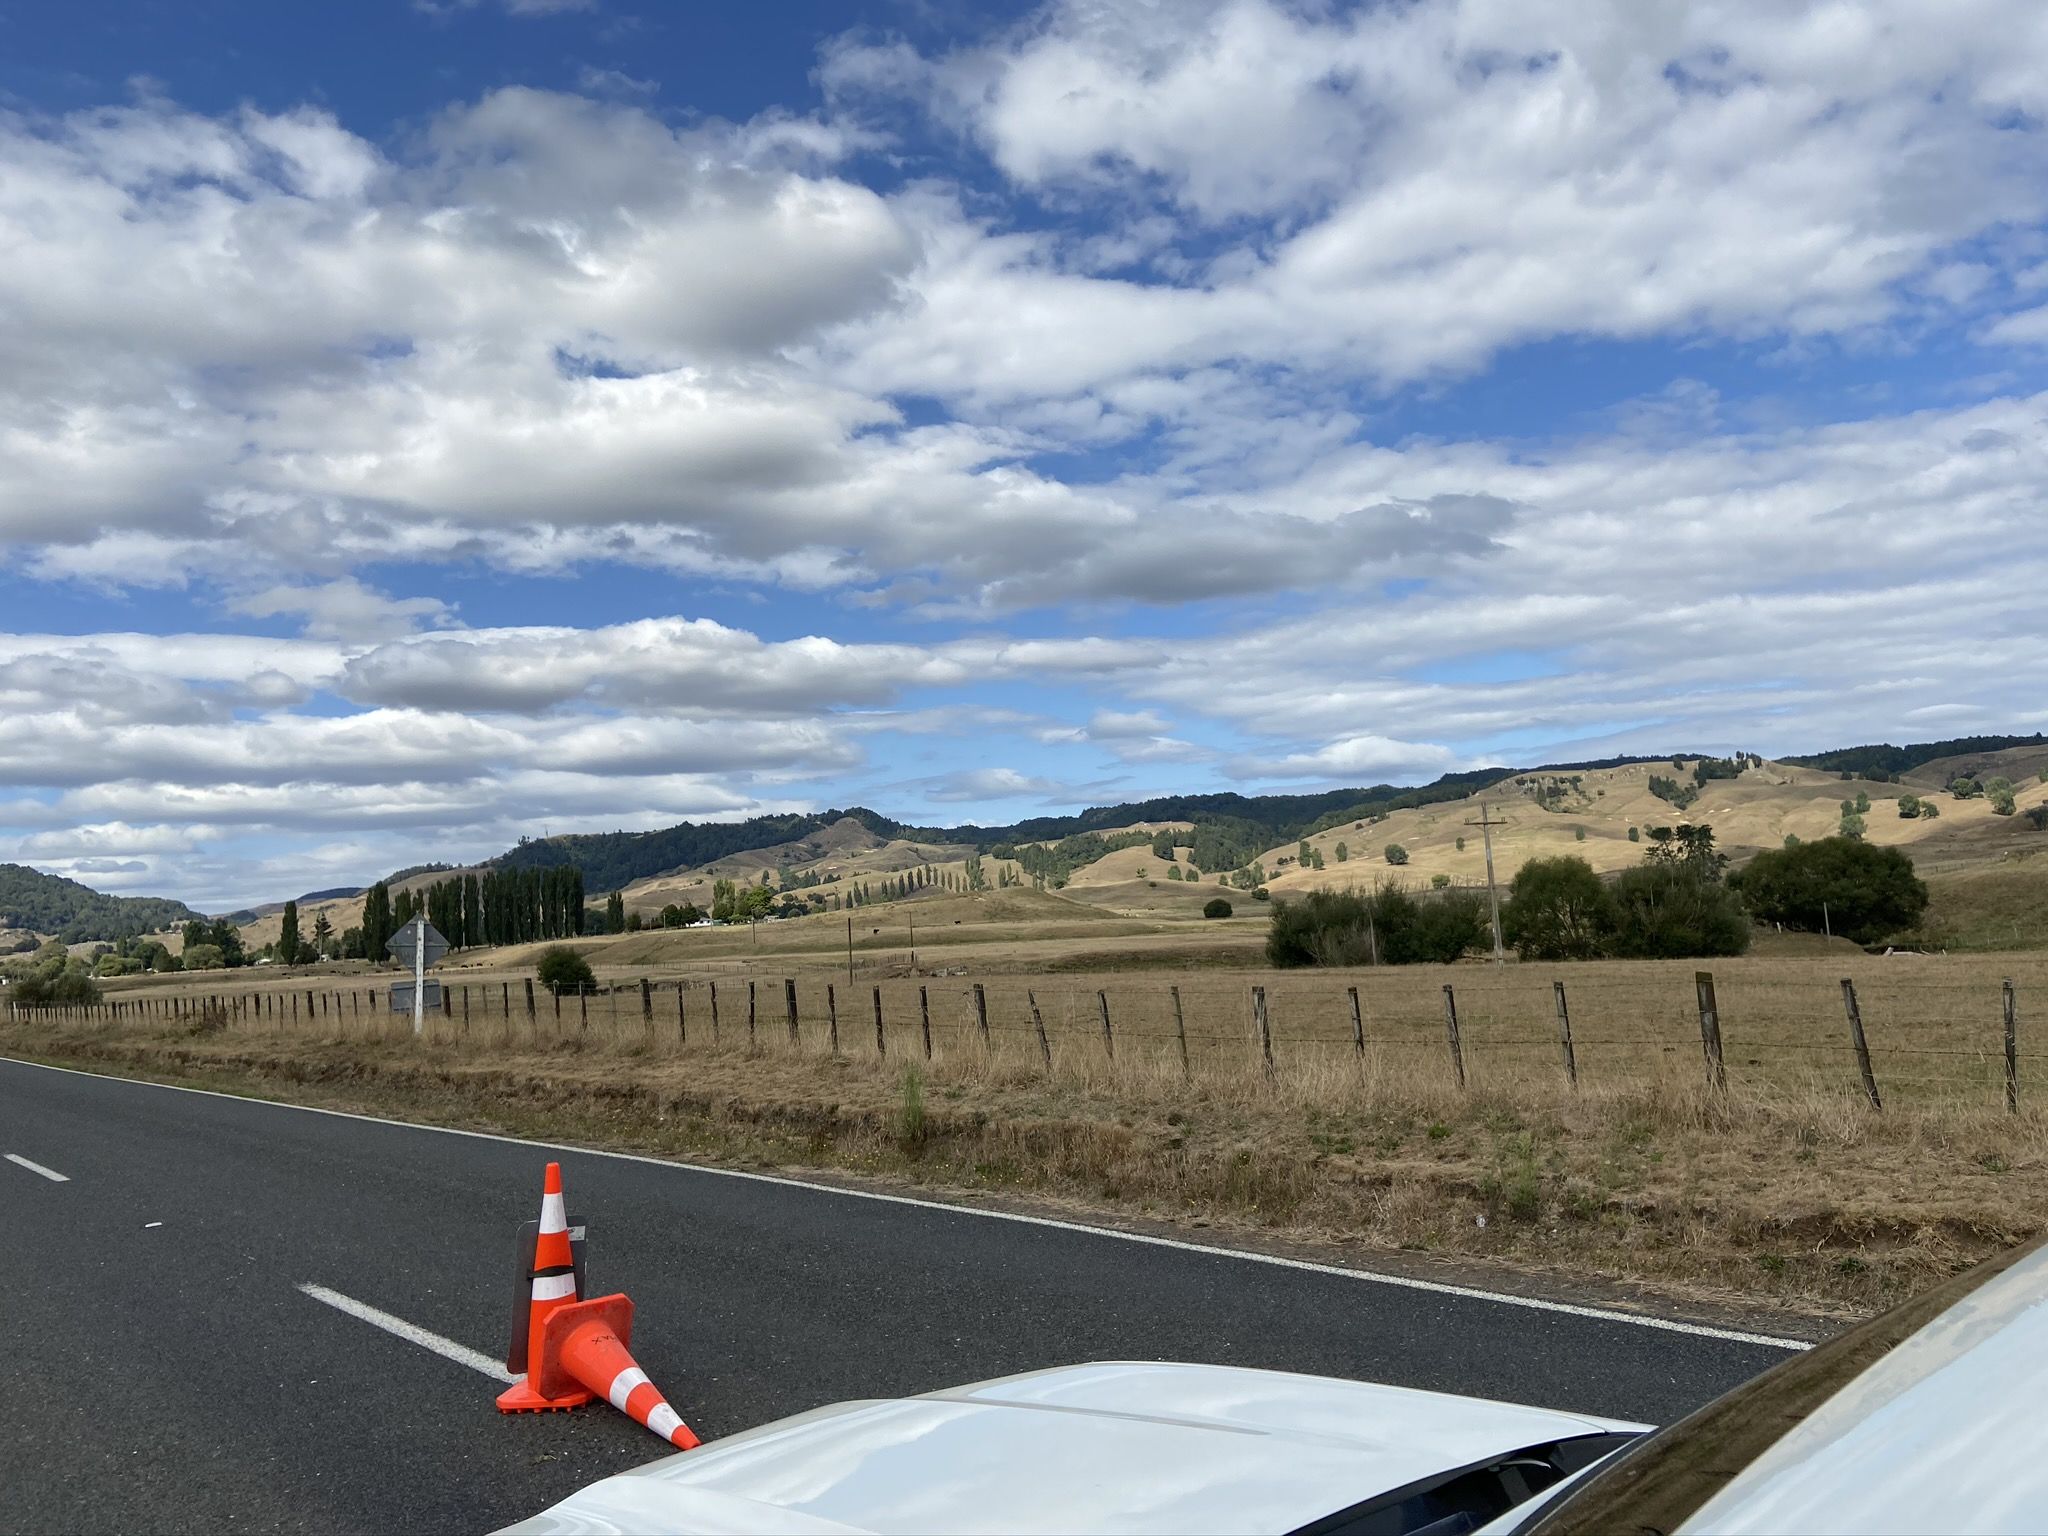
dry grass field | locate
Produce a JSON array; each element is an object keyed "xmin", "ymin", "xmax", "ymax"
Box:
[{"xmin": 15, "ymin": 944, "xmax": 2048, "ymax": 1320}]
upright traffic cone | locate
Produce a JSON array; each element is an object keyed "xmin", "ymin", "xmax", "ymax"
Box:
[
  {"xmin": 497, "ymin": 1162, "xmax": 596, "ymax": 1412},
  {"xmin": 534, "ymin": 1292, "xmax": 701, "ymax": 1451}
]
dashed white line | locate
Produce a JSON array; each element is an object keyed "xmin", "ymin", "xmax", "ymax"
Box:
[
  {"xmin": 298, "ymin": 1282, "xmax": 515, "ymax": 1383},
  {"xmin": 5, "ymin": 1055, "xmax": 1811, "ymax": 1352},
  {"xmin": 4, "ymin": 1152, "xmax": 68, "ymax": 1182}
]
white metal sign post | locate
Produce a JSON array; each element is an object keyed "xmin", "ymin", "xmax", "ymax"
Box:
[{"xmin": 384, "ymin": 916, "xmax": 450, "ymax": 1037}]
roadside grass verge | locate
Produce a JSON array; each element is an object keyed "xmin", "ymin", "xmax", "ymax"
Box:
[{"xmin": 9, "ymin": 1001, "xmax": 2045, "ymax": 1321}]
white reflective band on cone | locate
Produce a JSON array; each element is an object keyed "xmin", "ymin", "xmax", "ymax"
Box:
[
  {"xmin": 607, "ymin": 1367, "xmax": 651, "ymax": 1412},
  {"xmin": 530, "ymin": 1272, "xmax": 577, "ymax": 1302},
  {"xmin": 646, "ymin": 1402, "xmax": 685, "ymax": 1443},
  {"xmin": 539, "ymin": 1191, "xmax": 567, "ymax": 1234}
]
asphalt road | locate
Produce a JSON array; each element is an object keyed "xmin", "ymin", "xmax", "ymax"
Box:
[{"xmin": 0, "ymin": 1056, "xmax": 1805, "ymax": 1533}]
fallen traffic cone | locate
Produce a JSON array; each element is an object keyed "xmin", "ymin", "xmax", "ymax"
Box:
[
  {"xmin": 497, "ymin": 1161, "xmax": 595, "ymax": 1413},
  {"xmin": 534, "ymin": 1292, "xmax": 701, "ymax": 1451}
]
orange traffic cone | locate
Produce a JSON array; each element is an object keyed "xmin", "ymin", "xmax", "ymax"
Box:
[
  {"xmin": 497, "ymin": 1162, "xmax": 595, "ymax": 1413},
  {"xmin": 533, "ymin": 1292, "xmax": 701, "ymax": 1451}
]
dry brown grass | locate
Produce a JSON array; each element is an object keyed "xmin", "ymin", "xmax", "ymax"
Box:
[{"xmin": 17, "ymin": 950, "xmax": 2048, "ymax": 1320}]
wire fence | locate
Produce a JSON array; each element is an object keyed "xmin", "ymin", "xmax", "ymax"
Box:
[{"xmin": 12, "ymin": 955, "xmax": 2048, "ymax": 1111}]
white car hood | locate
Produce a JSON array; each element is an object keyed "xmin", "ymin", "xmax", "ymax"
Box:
[{"xmin": 501, "ymin": 1361, "xmax": 1637, "ymax": 1536}]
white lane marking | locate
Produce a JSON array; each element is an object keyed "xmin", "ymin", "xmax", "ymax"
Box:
[
  {"xmin": 4, "ymin": 1152, "xmax": 68, "ymax": 1182},
  {"xmin": 298, "ymin": 1282, "xmax": 515, "ymax": 1383},
  {"xmin": 7, "ymin": 1056, "xmax": 1811, "ymax": 1353}
]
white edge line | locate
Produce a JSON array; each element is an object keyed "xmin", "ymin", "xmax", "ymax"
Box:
[
  {"xmin": 4, "ymin": 1151, "xmax": 69, "ymax": 1182},
  {"xmin": 5, "ymin": 1054, "xmax": 1809, "ymax": 1353},
  {"xmin": 299, "ymin": 1282, "xmax": 515, "ymax": 1383}
]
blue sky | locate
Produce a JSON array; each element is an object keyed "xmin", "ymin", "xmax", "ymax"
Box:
[{"xmin": 3, "ymin": 0, "xmax": 2046, "ymax": 908}]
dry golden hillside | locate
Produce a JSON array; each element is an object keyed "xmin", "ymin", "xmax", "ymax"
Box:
[{"xmin": 1257, "ymin": 757, "xmax": 2048, "ymax": 898}]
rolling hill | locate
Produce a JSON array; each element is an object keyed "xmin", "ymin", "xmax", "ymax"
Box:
[{"xmin": 0, "ymin": 864, "xmax": 198, "ymax": 944}]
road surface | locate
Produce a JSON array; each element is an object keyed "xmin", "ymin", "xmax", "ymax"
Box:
[{"xmin": 0, "ymin": 1055, "xmax": 1805, "ymax": 1532}]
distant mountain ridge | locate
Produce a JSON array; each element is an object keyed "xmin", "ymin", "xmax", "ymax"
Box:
[
  {"xmin": 471, "ymin": 733, "xmax": 2048, "ymax": 897},
  {"xmin": 0, "ymin": 863, "xmax": 198, "ymax": 943}
]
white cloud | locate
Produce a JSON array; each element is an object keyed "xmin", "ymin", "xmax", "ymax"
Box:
[
  {"xmin": 920, "ymin": 767, "xmax": 1068, "ymax": 802},
  {"xmin": 230, "ymin": 579, "xmax": 456, "ymax": 642},
  {"xmin": 1232, "ymin": 734, "xmax": 1465, "ymax": 783}
]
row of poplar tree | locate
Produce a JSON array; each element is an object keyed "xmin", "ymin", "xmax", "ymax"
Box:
[{"xmin": 358, "ymin": 866, "xmax": 587, "ymax": 957}]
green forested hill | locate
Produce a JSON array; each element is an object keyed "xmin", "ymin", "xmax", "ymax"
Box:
[{"xmin": 0, "ymin": 863, "xmax": 198, "ymax": 942}]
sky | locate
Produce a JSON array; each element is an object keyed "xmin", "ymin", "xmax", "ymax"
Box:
[{"xmin": 3, "ymin": 0, "xmax": 2047, "ymax": 911}]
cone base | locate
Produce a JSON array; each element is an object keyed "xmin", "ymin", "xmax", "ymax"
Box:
[{"xmin": 496, "ymin": 1378, "xmax": 596, "ymax": 1413}]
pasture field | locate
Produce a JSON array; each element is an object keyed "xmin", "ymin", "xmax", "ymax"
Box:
[{"xmin": 14, "ymin": 941, "xmax": 2048, "ymax": 1320}]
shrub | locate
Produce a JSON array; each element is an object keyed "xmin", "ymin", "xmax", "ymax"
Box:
[
  {"xmin": 1573, "ymin": 826, "xmax": 1587, "ymax": 842},
  {"xmin": 1502, "ymin": 856, "xmax": 1618, "ymax": 961},
  {"xmin": 535, "ymin": 945, "xmax": 596, "ymax": 996},
  {"xmin": 1951, "ymin": 777, "xmax": 1983, "ymax": 800},
  {"xmin": 1384, "ymin": 843, "xmax": 1409, "ymax": 866},
  {"xmin": 182, "ymin": 943, "xmax": 226, "ymax": 971},
  {"xmin": 1897, "ymin": 793, "xmax": 1923, "ymax": 818},
  {"xmin": 1839, "ymin": 810, "xmax": 1866, "ymax": 841},
  {"xmin": 9, "ymin": 963, "xmax": 102, "ymax": 1006},
  {"xmin": 1990, "ymin": 785, "xmax": 2018, "ymax": 816},
  {"xmin": 1626, "ymin": 826, "xmax": 1639, "ymax": 843},
  {"xmin": 1608, "ymin": 864, "xmax": 1751, "ymax": 958},
  {"xmin": 1734, "ymin": 837, "xmax": 1929, "ymax": 945},
  {"xmin": 1455, "ymin": 836, "xmax": 1466, "ymax": 852},
  {"xmin": 1267, "ymin": 886, "xmax": 1486, "ymax": 967},
  {"xmin": 1430, "ymin": 873, "xmax": 1451, "ymax": 889},
  {"xmin": 1203, "ymin": 897, "xmax": 1234, "ymax": 919}
]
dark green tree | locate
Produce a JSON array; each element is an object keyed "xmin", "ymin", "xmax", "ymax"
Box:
[
  {"xmin": 278, "ymin": 900, "xmax": 300, "ymax": 967},
  {"xmin": 1733, "ymin": 838, "xmax": 1929, "ymax": 945},
  {"xmin": 535, "ymin": 946, "xmax": 595, "ymax": 996},
  {"xmin": 1608, "ymin": 863, "xmax": 1751, "ymax": 958},
  {"xmin": 1502, "ymin": 856, "xmax": 1618, "ymax": 960}
]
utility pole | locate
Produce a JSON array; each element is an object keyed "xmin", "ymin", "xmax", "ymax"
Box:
[
  {"xmin": 1465, "ymin": 802, "xmax": 1507, "ymax": 967},
  {"xmin": 846, "ymin": 916, "xmax": 854, "ymax": 992}
]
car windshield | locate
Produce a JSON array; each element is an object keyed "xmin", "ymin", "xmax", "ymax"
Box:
[{"xmin": 1288, "ymin": 1431, "xmax": 1641, "ymax": 1536}]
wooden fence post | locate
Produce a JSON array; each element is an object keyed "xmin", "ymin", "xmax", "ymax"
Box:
[
  {"xmin": 1029, "ymin": 989, "xmax": 1051, "ymax": 1071},
  {"xmin": 579, "ymin": 982, "xmax": 588, "ymax": 1032},
  {"xmin": 708, "ymin": 981, "xmax": 720, "ymax": 1044},
  {"xmin": 1694, "ymin": 972, "xmax": 1725, "ymax": 1092},
  {"xmin": 2004, "ymin": 978, "xmax": 2018, "ymax": 1115},
  {"xmin": 522, "ymin": 977, "xmax": 534, "ymax": 1024},
  {"xmin": 919, "ymin": 986, "xmax": 933, "ymax": 1061},
  {"xmin": 1347, "ymin": 985, "xmax": 1365, "ymax": 1060},
  {"xmin": 1096, "ymin": 990, "xmax": 1115, "ymax": 1063},
  {"xmin": 973, "ymin": 983, "xmax": 990, "ymax": 1052},
  {"xmin": 640, "ymin": 977, "xmax": 652, "ymax": 1025},
  {"xmin": 1553, "ymin": 979, "xmax": 1578, "ymax": 1089},
  {"xmin": 1171, "ymin": 984, "xmax": 1190, "ymax": 1080},
  {"xmin": 1252, "ymin": 986, "xmax": 1274, "ymax": 1081},
  {"xmin": 442, "ymin": 983, "xmax": 453, "ymax": 1022},
  {"xmin": 462, "ymin": 984, "xmax": 470, "ymax": 1033},
  {"xmin": 746, "ymin": 980, "xmax": 757, "ymax": 1049},
  {"xmin": 501, "ymin": 981, "xmax": 509, "ymax": 1019},
  {"xmin": 609, "ymin": 983, "xmax": 618, "ymax": 1034},
  {"xmin": 826, "ymin": 983, "xmax": 839, "ymax": 1055},
  {"xmin": 1841, "ymin": 978, "xmax": 1882, "ymax": 1112},
  {"xmin": 1441, "ymin": 984, "xmax": 1466, "ymax": 1090},
  {"xmin": 291, "ymin": 992, "xmax": 299, "ymax": 1025},
  {"xmin": 873, "ymin": 985, "xmax": 885, "ymax": 1056},
  {"xmin": 676, "ymin": 981, "xmax": 687, "ymax": 1046},
  {"xmin": 785, "ymin": 978, "xmax": 800, "ymax": 1047}
]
